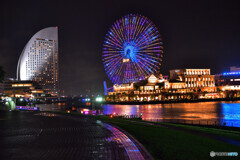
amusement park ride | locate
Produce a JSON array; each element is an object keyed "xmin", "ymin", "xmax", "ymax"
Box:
[{"xmin": 102, "ymin": 14, "xmax": 163, "ymax": 94}]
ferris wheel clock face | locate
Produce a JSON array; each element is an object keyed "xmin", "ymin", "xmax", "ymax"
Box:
[{"xmin": 102, "ymin": 14, "xmax": 163, "ymax": 84}]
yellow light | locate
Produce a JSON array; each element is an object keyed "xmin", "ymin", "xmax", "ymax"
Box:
[{"xmin": 123, "ymin": 59, "xmax": 130, "ymax": 63}]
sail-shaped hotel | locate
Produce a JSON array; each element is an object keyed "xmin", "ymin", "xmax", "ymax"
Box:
[{"xmin": 17, "ymin": 27, "xmax": 59, "ymax": 96}]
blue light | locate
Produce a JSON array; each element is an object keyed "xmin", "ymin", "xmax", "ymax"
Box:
[
  {"xmin": 123, "ymin": 45, "xmax": 136, "ymax": 61},
  {"xmin": 222, "ymin": 72, "xmax": 240, "ymax": 76}
]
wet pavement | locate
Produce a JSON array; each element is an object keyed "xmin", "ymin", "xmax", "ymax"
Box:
[{"xmin": 0, "ymin": 111, "xmax": 148, "ymax": 160}]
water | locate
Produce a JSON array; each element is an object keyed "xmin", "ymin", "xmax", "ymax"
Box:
[
  {"xmin": 36, "ymin": 101, "xmax": 240, "ymax": 127},
  {"xmin": 103, "ymin": 101, "xmax": 240, "ymax": 127}
]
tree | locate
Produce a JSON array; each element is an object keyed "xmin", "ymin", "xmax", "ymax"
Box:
[{"xmin": 0, "ymin": 66, "xmax": 5, "ymax": 83}]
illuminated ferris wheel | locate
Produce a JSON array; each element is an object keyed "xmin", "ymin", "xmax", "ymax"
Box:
[{"xmin": 102, "ymin": 14, "xmax": 163, "ymax": 84}]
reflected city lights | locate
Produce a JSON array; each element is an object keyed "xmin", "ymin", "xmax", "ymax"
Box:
[{"xmin": 103, "ymin": 101, "xmax": 240, "ymax": 127}]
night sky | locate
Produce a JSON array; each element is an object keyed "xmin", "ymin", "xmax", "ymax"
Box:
[{"xmin": 1, "ymin": 0, "xmax": 240, "ymax": 96}]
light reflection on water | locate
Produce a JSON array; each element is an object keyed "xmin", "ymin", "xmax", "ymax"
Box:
[
  {"xmin": 103, "ymin": 101, "xmax": 240, "ymax": 127},
  {"xmin": 36, "ymin": 101, "xmax": 240, "ymax": 127}
]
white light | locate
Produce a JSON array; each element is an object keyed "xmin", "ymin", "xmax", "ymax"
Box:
[{"xmin": 96, "ymin": 97, "xmax": 103, "ymax": 102}]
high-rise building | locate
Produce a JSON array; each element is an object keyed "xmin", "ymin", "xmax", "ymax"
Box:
[{"xmin": 17, "ymin": 27, "xmax": 58, "ymax": 96}]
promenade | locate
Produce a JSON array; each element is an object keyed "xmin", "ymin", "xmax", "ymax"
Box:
[{"xmin": 0, "ymin": 111, "xmax": 150, "ymax": 160}]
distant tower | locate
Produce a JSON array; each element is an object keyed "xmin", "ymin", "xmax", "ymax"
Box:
[{"xmin": 17, "ymin": 27, "xmax": 59, "ymax": 96}]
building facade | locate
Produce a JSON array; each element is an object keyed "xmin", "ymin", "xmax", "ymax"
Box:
[
  {"xmin": 215, "ymin": 67, "xmax": 240, "ymax": 91},
  {"xmin": 170, "ymin": 69, "xmax": 215, "ymax": 92},
  {"xmin": 106, "ymin": 69, "xmax": 217, "ymax": 102},
  {"xmin": 3, "ymin": 80, "xmax": 44, "ymax": 98},
  {"xmin": 214, "ymin": 67, "xmax": 240, "ymax": 98},
  {"xmin": 17, "ymin": 27, "xmax": 59, "ymax": 96}
]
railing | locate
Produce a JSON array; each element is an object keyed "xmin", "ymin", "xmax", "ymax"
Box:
[
  {"xmin": 106, "ymin": 114, "xmax": 239, "ymax": 127},
  {"xmin": 142, "ymin": 118, "xmax": 238, "ymax": 127}
]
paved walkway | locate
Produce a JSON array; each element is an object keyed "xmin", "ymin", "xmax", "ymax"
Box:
[{"xmin": 0, "ymin": 111, "xmax": 149, "ymax": 160}]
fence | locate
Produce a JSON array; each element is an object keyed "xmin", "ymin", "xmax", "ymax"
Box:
[
  {"xmin": 142, "ymin": 118, "xmax": 238, "ymax": 127},
  {"xmin": 106, "ymin": 114, "xmax": 239, "ymax": 127}
]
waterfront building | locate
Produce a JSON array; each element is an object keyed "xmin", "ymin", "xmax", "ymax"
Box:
[
  {"xmin": 3, "ymin": 80, "xmax": 44, "ymax": 98},
  {"xmin": 112, "ymin": 83, "xmax": 134, "ymax": 94},
  {"xmin": 107, "ymin": 74, "xmax": 167, "ymax": 101},
  {"xmin": 106, "ymin": 69, "xmax": 218, "ymax": 102},
  {"xmin": 17, "ymin": 27, "xmax": 59, "ymax": 96},
  {"xmin": 215, "ymin": 66, "xmax": 240, "ymax": 98},
  {"xmin": 215, "ymin": 73, "xmax": 240, "ymax": 89},
  {"xmin": 169, "ymin": 69, "xmax": 216, "ymax": 92}
]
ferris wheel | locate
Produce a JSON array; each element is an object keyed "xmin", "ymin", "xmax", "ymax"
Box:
[{"xmin": 102, "ymin": 14, "xmax": 163, "ymax": 84}]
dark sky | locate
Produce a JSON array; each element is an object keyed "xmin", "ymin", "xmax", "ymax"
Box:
[{"xmin": 1, "ymin": 0, "xmax": 240, "ymax": 96}]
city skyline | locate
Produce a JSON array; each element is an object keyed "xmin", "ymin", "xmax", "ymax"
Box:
[{"xmin": 1, "ymin": 0, "xmax": 240, "ymax": 95}]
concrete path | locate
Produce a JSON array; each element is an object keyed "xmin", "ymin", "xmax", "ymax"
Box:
[{"xmin": 0, "ymin": 111, "xmax": 149, "ymax": 160}]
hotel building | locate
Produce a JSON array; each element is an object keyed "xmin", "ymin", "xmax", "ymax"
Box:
[
  {"xmin": 169, "ymin": 69, "xmax": 216, "ymax": 92},
  {"xmin": 17, "ymin": 27, "xmax": 59, "ymax": 96}
]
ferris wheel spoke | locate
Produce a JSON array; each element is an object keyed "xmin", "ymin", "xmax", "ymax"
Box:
[
  {"xmin": 135, "ymin": 26, "xmax": 154, "ymax": 47},
  {"xmin": 139, "ymin": 55, "xmax": 159, "ymax": 64},
  {"xmin": 138, "ymin": 42, "xmax": 161, "ymax": 50},
  {"xmin": 108, "ymin": 32, "xmax": 123, "ymax": 47},
  {"xmin": 104, "ymin": 57, "xmax": 122, "ymax": 69},
  {"xmin": 132, "ymin": 62, "xmax": 146, "ymax": 78},
  {"xmin": 134, "ymin": 19, "xmax": 152, "ymax": 43},
  {"xmin": 137, "ymin": 35, "xmax": 159, "ymax": 47},
  {"xmin": 137, "ymin": 35, "xmax": 160, "ymax": 48},
  {"xmin": 105, "ymin": 38, "xmax": 123, "ymax": 49},
  {"xmin": 131, "ymin": 16, "xmax": 141, "ymax": 41},
  {"xmin": 112, "ymin": 63, "xmax": 126, "ymax": 84},
  {"xmin": 115, "ymin": 23, "xmax": 126, "ymax": 45},
  {"xmin": 112, "ymin": 24, "xmax": 124, "ymax": 44},
  {"xmin": 137, "ymin": 28, "xmax": 157, "ymax": 47},
  {"xmin": 133, "ymin": 18, "xmax": 147, "ymax": 43},
  {"xmin": 103, "ymin": 43, "xmax": 123, "ymax": 50},
  {"xmin": 136, "ymin": 55, "xmax": 158, "ymax": 70}
]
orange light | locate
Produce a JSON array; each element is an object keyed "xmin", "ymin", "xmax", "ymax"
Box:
[{"xmin": 110, "ymin": 115, "xmax": 113, "ymax": 118}]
